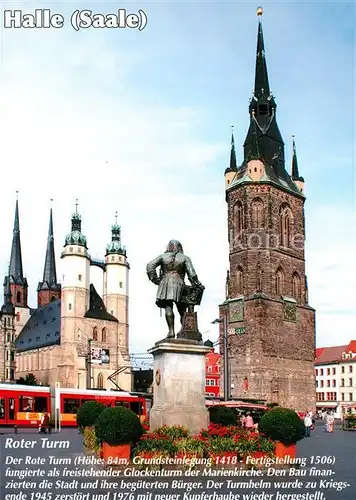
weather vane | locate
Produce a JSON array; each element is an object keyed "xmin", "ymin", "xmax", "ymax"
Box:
[
  {"xmin": 75, "ymin": 198, "xmax": 79, "ymax": 213},
  {"xmin": 115, "ymin": 211, "xmax": 118, "ymax": 224}
]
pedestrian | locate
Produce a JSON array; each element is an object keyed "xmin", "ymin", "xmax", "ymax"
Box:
[
  {"xmin": 39, "ymin": 412, "xmax": 50, "ymax": 433},
  {"xmin": 326, "ymin": 412, "xmax": 334, "ymax": 433},
  {"xmin": 304, "ymin": 413, "xmax": 312, "ymax": 437},
  {"xmin": 245, "ymin": 412, "xmax": 254, "ymax": 431}
]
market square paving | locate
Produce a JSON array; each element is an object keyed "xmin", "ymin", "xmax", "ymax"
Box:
[{"xmin": 0, "ymin": 423, "xmax": 355, "ymax": 500}]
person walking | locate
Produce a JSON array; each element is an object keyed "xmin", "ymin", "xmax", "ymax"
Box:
[
  {"xmin": 304, "ymin": 413, "xmax": 312, "ymax": 437},
  {"xmin": 245, "ymin": 412, "xmax": 254, "ymax": 431},
  {"xmin": 326, "ymin": 412, "xmax": 335, "ymax": 433}
]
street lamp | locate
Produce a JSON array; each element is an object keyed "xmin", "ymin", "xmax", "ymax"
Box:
[
  {"xmin": 212, "ymin": 315, "xmax": 229, "ymax": 402},
  {"xmin": 86, "ymin": 339, "xmax": 92, "ymax": 389}
]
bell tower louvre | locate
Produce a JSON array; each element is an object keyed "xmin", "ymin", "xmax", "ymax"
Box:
[{"xmin": 220, "ymin": 8, "xmax": 315, "ymax": 410}]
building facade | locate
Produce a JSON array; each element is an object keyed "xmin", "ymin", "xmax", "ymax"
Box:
[
  {"xmin": 219, "ymin": 10, "xmax": 315, "ymax": 410},
  {"xmin": 0, "ymin": 198, "xmax": 131, "ymax": 391},
  {"xmin": 204, "ymin": 341, "xmax": 221, "ymax": 398},
  {"xmin": 315, "ymin": 341, "xmax": 356, "ymax": 418}
]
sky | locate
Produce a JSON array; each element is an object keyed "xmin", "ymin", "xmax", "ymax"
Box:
[{"xmin": 0, "ymin": 1, "xmax": 354, "ymax": 354}]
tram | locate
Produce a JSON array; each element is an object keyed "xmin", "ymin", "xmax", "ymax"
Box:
[{"xmin": 0, "ymin": 383, "xmax": 148, "ymax": 426}]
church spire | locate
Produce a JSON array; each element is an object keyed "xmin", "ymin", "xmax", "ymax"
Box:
[
  {"xmin": 9, "ymin": 193, "xmax": 25, "ymax": 284},
  {"xmin": 242, "ymin": 7, "xmax": 296, "ymax": 187},
  {"xmin": 105, "ymin": 212, "xmax": 127, "ymax": 256},
  {"xmin": 291, "ymin": 136, "xmax": 304, "ymax": 181},
  {"xmin": 4, "ymin": 193, "xmax": 28, "ymax": 307},
  {"xmin": 225, "ymin": 127, "xmax": 238, "ymax": 174},
  {"xmin": 254, "ymin": 7, "xmax": 270, "ymax": 99},
  {"xmin": 37, "ymin": 202, "xmax": 61, "ymax": 307},
  {"xmin": 64, "ymin": 199, "xmax": 87, "ymax": 248}
]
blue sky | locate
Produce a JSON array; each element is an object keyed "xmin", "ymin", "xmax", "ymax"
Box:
[{"xmin": 0, "ymin": 1, "xmax": 354, "ymax": 352}]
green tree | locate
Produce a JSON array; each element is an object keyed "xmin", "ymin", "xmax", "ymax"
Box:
[{"xmin": 24, "ymin": 373, "xmax": 38, "ymax": 385}]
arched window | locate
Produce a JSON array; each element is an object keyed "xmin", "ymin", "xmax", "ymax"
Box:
[
  {"xmin": 50, "ymin": 295, "xmax": 56, "ymax": 302},
  {"xmin": 280, "ymin": 204, "xmax": 293, "ymax": 247},
  {"xmin": 275, "ymin": 267, "xmax": 284, "ymax": 296},
  {"xmin": 93, "ymin": 326, "xmax": 98, "ymax": 341},
  {"xmin": 102, "ymin": 327, "xmax": 107, "ymax": 343},
  {"xmin": 97, "ymin": 373, "xmax": 104, "ymax": 389},
  {"xmin": 251, "ymin": 198, "xmax": 264, "ymax": 228},
  {"xmin": 233, "ymin": 202, "xmax": 243, "ymax": 243},
  {"xmin": 292, "ymin": 273, "xmax": 301, "ymax": 301},
  {"xmin": 236, "ymin": 267, "xmax": 244, "ymax": 295},
  {"xmin": 16, "ymin": 291, "xmax": 22, "ymax": 304}
]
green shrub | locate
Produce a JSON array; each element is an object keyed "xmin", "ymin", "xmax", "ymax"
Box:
[
  {"xmin": 76, "ymin": 401, "xmax": 106, "ymax": 430},
  {"xmin": 209, "ymin": 406, "xmax": 237, "ymax": 426},
  {"xmin": 83, "ymin": 426, "xmax": 101, "ymax": 453},
  {"xmin": 259, "ymin": 407, "xmax": 305, "ymax": 446},
  {"xmin": 95, "ymin": 406, "xmax": 143, "ymax": 446},
  {"xmin": 155, "ymin": 425, "xmax": 189, "ymax": 440}
]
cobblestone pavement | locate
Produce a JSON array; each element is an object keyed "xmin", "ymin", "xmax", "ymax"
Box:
[{"xmin": 1, "ymin": 422, "xmax": 355, "ymax": 500}]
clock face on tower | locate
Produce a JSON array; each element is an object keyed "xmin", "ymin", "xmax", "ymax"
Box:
[
  {"xmin": 283, "ymin": 301, "xmax": 297, "ymax": 322},
  {"xmin": 229, "ymin": 299, "xmax": 244, "ymax": 322}
]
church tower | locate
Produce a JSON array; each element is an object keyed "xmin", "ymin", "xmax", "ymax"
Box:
[
  {"xmin": 4, "ymin": 195, "xmax": 28, "ymax": 308},
  {"xmin": 58, "ymin": 201, "xmax": 90, "ymax": 387},
  {"xmin": 37, "ymin": 204, "xmax": 61, "ymax": 307},
  {"xmin": 103, "ymin": 213, "xmax": 129, "ymax": 355},
  {"xmin": 220, "ymin": 8, "xmax": 315, "ymax": 409},
  {"xmin": 0, "ymin": 270, "xmax": 16, "ymax": 382}
]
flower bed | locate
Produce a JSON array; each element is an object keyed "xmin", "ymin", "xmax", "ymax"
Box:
[{"xmin": 133, "ymin": 424, "xmax": 275, "ymax": 466}]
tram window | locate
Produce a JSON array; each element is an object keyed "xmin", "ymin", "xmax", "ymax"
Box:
[
  {"xmin": 64, "ymin": 398, "xmax": 81, "ymax": 414},
  {"xmin": 9, "ymin": 398, "xmax": 15, "ymax": 420},
  {"xmin": 0, "ymin": 398, "xmax": 5, "ymax": 419},
  {"xmin": 34, "ymin": 397, "xmax": 48, "ymax": 412},
  {"xmin": 130, "ymin": 402, "xmax": 141, "ymax": 415},
  {"xmin": 115, "ymin": 401, "xmax": 129, "ymax": 408},
  {"xmin": 19, "ymin": 396, "xmax": 34, "ymax": 412}
]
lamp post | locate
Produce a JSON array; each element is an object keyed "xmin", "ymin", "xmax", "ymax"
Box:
[
  {"xmin": 86, "ymin": 339, "xmax": 92, "ymax": 389},
  {"xmin": 212, "ymin": 314, "xmax": 229, "ymax": 402}
]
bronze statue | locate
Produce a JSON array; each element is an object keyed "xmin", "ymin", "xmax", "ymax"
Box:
[{"xmin": 146, "ymin": 240, "xmax": 204, "ymax": 339}]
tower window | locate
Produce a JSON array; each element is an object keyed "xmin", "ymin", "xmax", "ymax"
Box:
[
  {"xmin": 258, "ymin": 104, "xmax": 268, "ymax": 115},
  {"xmin": 78, "ymin": 274, "xmax": 82, "ymax": 281},
  {"xmin": 280, "ymin": 204, "xmax": 293, "ymax": 247},
  {"xmin": 276, "ymin": 268, "xmax": 284, "ymax": 296},
  {"xmin": 16, "ymin": 291, "xmax": 22, "ymax": 304},
  {"xmin": 102, "ymin": 328, "xmax": 107, "ymax": 342},
  {"xmin": 93, "ymin": 327, "xmax": 98, "ymax": 341},
  {"xmin": 236, "ymin": 267, "xmax": 244, "ymax": 295},
  {"xmin": 68, "ymin": 303, "xmax": 72, "ymax": 311},
  {"xmin": 50, "ymin": 296, "xmax": 56, "ymax": 302},
  {"xmin": 111, "ymin": 256, "xmax": 115, "ymax": 262},
  {"xmin": 233, "ymin": 202, "xmax": 243, "ymax": 244},
  {"xmin": 251, "ymin": 198, "xmax": 264, "ymax": 229},
  {"xmin": 69, "ymin": 247, "xmax": 73, "ymax": 252},
  {"xmin": 292, "ymin": 273, "xmax": 301, "ymax": 301},
  {"xmin": 119, "ymin": 282, "xmax": 123, "ymax": 288},
  {"xmin": 254, "ymin": 167, "xmax": 257, "ymax": 172}
]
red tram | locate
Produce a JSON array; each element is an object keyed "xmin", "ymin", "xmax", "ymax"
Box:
[{"xmin": 0, "ymin": 383, "xmax": 147, "ymax": 426}]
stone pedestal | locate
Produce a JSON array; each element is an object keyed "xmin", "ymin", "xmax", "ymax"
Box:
[{"xmin": 148, "ymin": 339, "xmax": 211, "ymax": 434}]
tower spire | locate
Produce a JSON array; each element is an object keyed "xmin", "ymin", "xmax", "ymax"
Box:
[
  {"xmin": 64, "ymin": 199, "xmax": 87, "ymax": 248},
  {"xmin": 9, "ymin": 193, "xmax": 24, "ymax": 282},
  {"xmin": 242, "ymin": 7, "xmax": 294, "ymax": 186},
  {"xmin": 229, "ymin": 126, "xmax": 237, "ymax": 171},
  {"xmin": 291, "ymin": 135, "xmax": 303, "ymax": 180},
  {"xmin": 224, "ymin": 126, "xmax": 238, "ymax": 175},
  {"xmin": 37, "ymin": 202, "xmax": 61, "ymax": 306},
  {"xmin": 105, "ymin": 213, "xmax": 126, "ymax": 256},
  {"xmin": 254, "ymin": 7, "xmax": 270, "ymax": 99}
]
